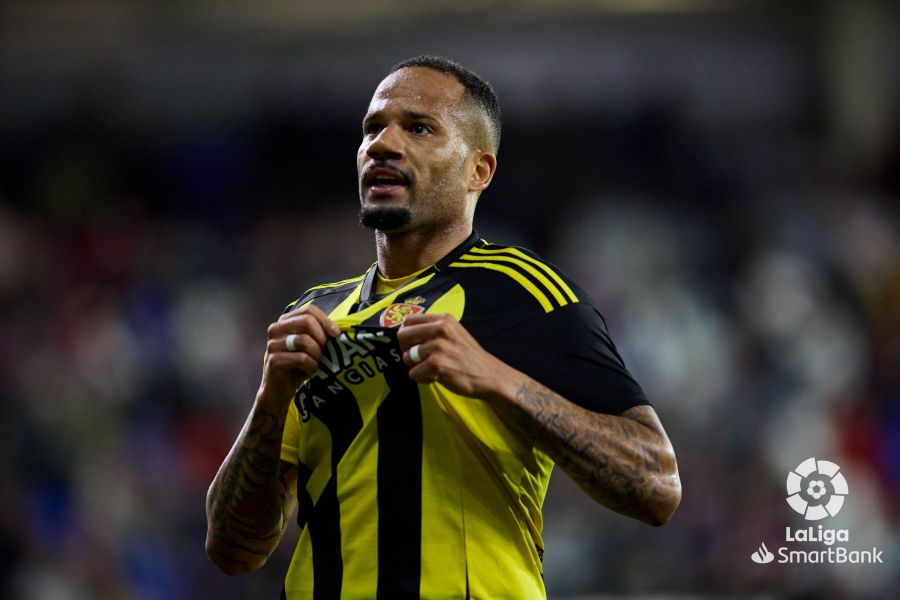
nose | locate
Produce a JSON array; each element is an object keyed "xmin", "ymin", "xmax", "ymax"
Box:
[{"xmin": 365, "ymin": 124, "xmax": 404, "ymax": 160}]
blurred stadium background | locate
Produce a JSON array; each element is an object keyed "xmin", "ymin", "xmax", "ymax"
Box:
[{"xmin": 1, "ymin": 0, "xmax": 899, "ymax": 598}]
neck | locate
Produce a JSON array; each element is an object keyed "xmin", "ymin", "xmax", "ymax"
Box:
[{"xmin": 374, "ymin": 221, "xmax": 471, "ymax": 278}]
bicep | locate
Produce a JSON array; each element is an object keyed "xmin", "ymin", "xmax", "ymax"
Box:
[
  {"xmin": 617, "ymin": 404, "xmax": 678, "ymax": 466},
  {"xmin": 618, "ymin": 404, "xmax": 664, "ymax": 434}
]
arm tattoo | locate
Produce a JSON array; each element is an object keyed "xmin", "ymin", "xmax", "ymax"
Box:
[
  {"xmin": 206, "ymin": 407, "xmax": 296, "ymax": 571},
  {"xmin": 505, "ymin": 380, "xmax": 679, "ymax": 524}
]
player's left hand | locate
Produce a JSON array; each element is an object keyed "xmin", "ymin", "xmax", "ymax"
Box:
[{"xmin": 397, "ymin": 313, "xmax": 512, "ymax": 397}]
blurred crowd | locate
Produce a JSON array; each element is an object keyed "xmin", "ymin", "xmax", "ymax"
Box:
[{"xmin": 2, "ymin": 18, "xmax": 900, "ymax": 598}]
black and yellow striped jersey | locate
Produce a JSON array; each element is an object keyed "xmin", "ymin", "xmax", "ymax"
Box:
[{"xmin": 278, "ymin": 231, "xmax": 648, "ymax": 600}]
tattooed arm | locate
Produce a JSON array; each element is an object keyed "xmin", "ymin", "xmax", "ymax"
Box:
[
  {"xmin": 488, "ymin": 380, "xmax": 680, "ymax": 525},
  {"xmin": 205, "ymin": 405, "xmax": 299, "ymax": 575},
  {"xmin": 206, "ymin": 305, "xmax": 341, "ymax": 575},
  {"xmin": 398, "ymin": 313, "xmax": 681, "ymax": 526}
]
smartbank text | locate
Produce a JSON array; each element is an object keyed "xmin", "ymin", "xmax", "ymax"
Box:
[
  {"xmin": 779, "ymin": 526, "xmax": 882, "ymax": 564},
  {"xmin": 776, "ymin": 546, "xmax": 883, "ymax": 564}
]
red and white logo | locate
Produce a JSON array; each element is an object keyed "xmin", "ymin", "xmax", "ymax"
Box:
[{"xmin": 379, "ymin": 303, "xmax": 425, "ymax": 327}]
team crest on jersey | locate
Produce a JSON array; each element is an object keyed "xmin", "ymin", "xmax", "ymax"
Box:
[{"xmin": 380, "ymin": 303, "xmax": 424, "ymax": 327}]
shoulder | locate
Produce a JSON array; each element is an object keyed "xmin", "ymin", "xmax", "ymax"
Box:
[
  {"xmin": 447, "ymin": 239, "xmax": 586, "ymax": 315},
  {"xmin": 282, "ymin": 267, "xmax": 371, "ymax": 314}
]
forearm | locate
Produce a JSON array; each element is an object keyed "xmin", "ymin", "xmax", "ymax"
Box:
[
  {"xmin": 485, "ymin": 370, "xmax": 681, "ymax": 525},
  {"xmin": 205, "ymin": 397, "xmax": 293, "ymax": 574},
  {"xmin": 395, "ymin": 312, "xmax": 680, "ymax": 524}
]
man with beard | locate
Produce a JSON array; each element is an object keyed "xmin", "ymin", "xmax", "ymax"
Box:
[{"xmin": 206, "ymin": 55, "xmax": 681, "ymax": 600}]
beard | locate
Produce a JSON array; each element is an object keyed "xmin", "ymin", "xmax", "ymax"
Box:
[{"xmin": 358, "ymin": 205, "xmax": 412, "ymax": 230}]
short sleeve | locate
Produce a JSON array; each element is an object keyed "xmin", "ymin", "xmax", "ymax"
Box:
[
  {"xmin": 481, "ymin": 302, "xmax": 649, "ymax": 415},
  {"xmin": 281, "ymin": 400, "xmax": 300, "ymax": 464}
]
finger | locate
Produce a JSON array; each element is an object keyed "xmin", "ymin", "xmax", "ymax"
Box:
[
  {"xmin": 397, "ymin": 323, "xmax": 432, "ymax": 350},
  {"xmin": 280, "ymin": 304, "xmax": 341, "ymax": 337},
  {"xmin": 401, "ymin": 313, "xmax": 444, "ymax": 326},
  {"xmin": 265, "ymin": 350, "xmax": 320, "ymax": 377},
  {"xmin": 407, "ymin": 359, "xmax": 439, "ymax": 384},
  {"xmin": 302, "ymin": 304, "xmax": 342, "ymax": 337},
  {"xmin": 267, "ymin": 333, "xmax": 322, "ymax": 362},
  {"xmin": 397, "ymin": 320, "xmax": 450, "ymax": 350},
  {"xmin": 270, "ymin": 315, "xmax": 327, "ymax": 347},
  {"xmin": 401, "ymin": 340, "xmax": 435, "ymax": 368},
  {"xmin": 270, "ymin": 313, "xmax": 330, "ymax": 347}
]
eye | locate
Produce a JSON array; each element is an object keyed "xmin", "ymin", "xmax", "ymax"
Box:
[
  {"xmin": 364, "ymin": 122, "xmax": 383, "ymax": 136},
  {"xmin": 411, "ymin": 123, "xmax": 431, "ymax": 135}
]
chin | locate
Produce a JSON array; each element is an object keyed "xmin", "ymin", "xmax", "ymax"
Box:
[{"xmin": 359, "ymin": 205, "xmax": 413, "ymax": 231}]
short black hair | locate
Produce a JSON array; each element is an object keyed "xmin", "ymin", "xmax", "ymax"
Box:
[{"xmin": 389, "ymin": 55, "xmax": 502, "ymax": 154}]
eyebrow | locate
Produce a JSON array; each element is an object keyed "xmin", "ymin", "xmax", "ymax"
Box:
[
  {"xmin": 406, "ymin": 111, "xmax": 439, "ymax": 122},
  {"xmin": 362, "ymin": 109, "xmax": 441, "ymax": 128}
]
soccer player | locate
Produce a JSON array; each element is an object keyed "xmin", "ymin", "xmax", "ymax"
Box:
[{"xmin": 206, "ymin": 55, "xmax": 681, "ymax": 599}]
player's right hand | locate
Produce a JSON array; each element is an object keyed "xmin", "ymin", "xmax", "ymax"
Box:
[{"xmin": 257, "ymin": 304, "xmax": 341, "ymax": 409}]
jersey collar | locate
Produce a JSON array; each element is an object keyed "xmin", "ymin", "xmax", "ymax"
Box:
[{"xmin": 357, "ymin": 229, "xmax": 480, "ymax": 309}]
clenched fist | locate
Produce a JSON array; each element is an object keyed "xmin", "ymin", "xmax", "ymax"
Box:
[
  {"xmin": 258, "ymin": 304, "xmax": 341, "ymax": 410},
  {"xmin": 397, "ymin": 313, "xmax": 515, "ymax": 399}
]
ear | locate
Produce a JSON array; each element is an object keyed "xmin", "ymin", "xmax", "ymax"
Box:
[{"xmin": 467, "ymin": 150, "xmax": 497, "ymax": 193}]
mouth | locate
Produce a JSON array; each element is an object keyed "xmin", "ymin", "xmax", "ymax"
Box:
[{"xmin": 362, "ymin": 164, "xmax": 411, "ymax": 197}]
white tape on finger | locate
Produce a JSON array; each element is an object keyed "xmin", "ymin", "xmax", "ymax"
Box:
[
  {"xmin": 410, "ymin": 344, "xmax": 422, "ymax": 364},
  {"xmin": 286, "ymin": 334, "xmax": 298, "ymax": 352}
]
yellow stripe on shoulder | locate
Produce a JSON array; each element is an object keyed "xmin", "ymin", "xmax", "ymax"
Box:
[
  {"xmin": 459, "ymin": 251, "xmax": 569, "ymax": 307},
  {"xmin": 284, "ymin": 298, "xmax": 316, "ymax": 313},
  {"xmin": 304, "ymin": 271, "xmax": 368, "ymax": 293},
  {"xmin": 449, "ymin": 260, "xmax": 553, "ymax": 312},
  {"xmin": 470, "ymin": 246, "xmax": 579, "ymax": 303},
  {"xmin": 284, "ymin": 268, "xmax": 371, "ymax": 311}
]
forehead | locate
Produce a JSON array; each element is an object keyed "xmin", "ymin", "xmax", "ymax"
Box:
[{"xmin": 366, "ymin": 67, "xmax": 466, "ymax": 118}]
